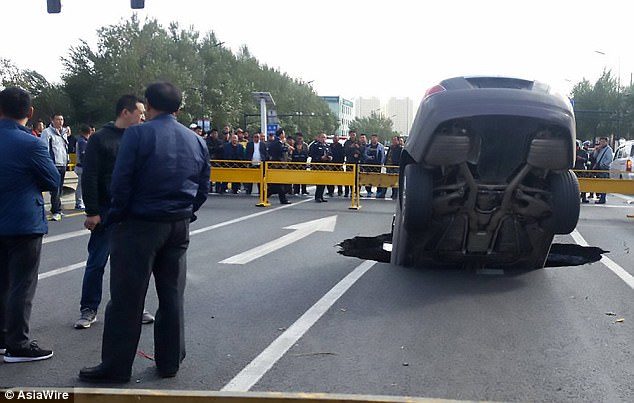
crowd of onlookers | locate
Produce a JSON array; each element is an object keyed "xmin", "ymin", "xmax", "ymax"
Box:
[
  {"xmin": 191, "ymin": 124, "xmax": 405, "ymax": 200},
  {"xmin": 575, "ymin": 137, "xmax": 614, "ymax": 204}
]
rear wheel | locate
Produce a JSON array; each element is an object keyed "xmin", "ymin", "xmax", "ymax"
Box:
[
  {"xmin": 543, "ymin": 170, "xmax": 580, "ymax": 234},
  {"xmin": 401, "ymin": 164, "xmax": 433, "ymax": 233}
]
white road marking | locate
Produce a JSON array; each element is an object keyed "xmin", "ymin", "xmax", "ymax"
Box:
[
  {"xmin": 38, "ymin": 261, "xmax": 87, "ymax": 280},
  {"xmin": 611, "ymin": 193, "xmax": 634, "ymax": 204},
  {"xmin": 43, "ymin": 229, "xmax": 90, "ymax": 244},
  {"xmin": 220, "ymin": 216, "xmax": 337, "ymax": 265},
  {"xmin": 38, "ymin": 198, "xmax": 313, "ymax": 279},
  {"xmin": 189, "ymin": 198, "xmax": 312, "ymax": 236},
  {"xmin": 221, "ymin": 259, "xmax": 377, "ymax": 392},
  {"xmin": 571, "ymin": 229, "xmax": 634, "ymax": 290}
]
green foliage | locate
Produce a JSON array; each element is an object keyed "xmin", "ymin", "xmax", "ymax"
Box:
[
  {"xmin": 58, "ymin": 16, "xmax": 335, "ymax": 133},
  {"xmin": 349, "ymin": 113, "xmax": 399, "ymax": 143},
  {"xmin": 572, "ymin": 70, "xmax": 633, "ymax": 140}
]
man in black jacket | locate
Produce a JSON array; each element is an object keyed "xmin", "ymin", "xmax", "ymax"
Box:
[
  {"xmin": 79, "ymin": 82, "xmax": 210, "ymax": 383},
  {"xmin": 329, "ymin": 134, "xmax": 345, "ymax": 196},
  {"xmin": 74, "ymin": 95, "xmax": 155, "ymax": 330},
  {"xmin": 291, "ymin": 133, "xmax": 309, "ymax": 195},
  {"xmin": 309, "ymin": 133, "xmax": 332, "ymax": 202},
  {"xmin": 344, "ymin": 130, "xmax": 362, "ymax": 197},
  {"xmin": 266, "ymin": 128, "xmax": 291, "ymax": 204},
  {"xmin": 223, "ymin": 134, "xmax": 245, "ymax": 194}
]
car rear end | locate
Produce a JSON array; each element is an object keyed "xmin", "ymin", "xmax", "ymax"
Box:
[{"xmin": 392, "ymin": 76, "xmax": 579, "ymax": 270}]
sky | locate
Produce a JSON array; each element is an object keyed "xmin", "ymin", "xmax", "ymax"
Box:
[{"xmin": 2, "ymin": 0, "xmax": 633, "ymax": 107}]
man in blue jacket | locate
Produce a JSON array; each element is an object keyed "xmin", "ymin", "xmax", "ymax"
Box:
[
  {"xmin": 0, "ymin": 87, "xmax": 60, "ymax": 363},
  {"xmin": 79, "ymin": 82, "xmax": 210, "ymax": 383}
]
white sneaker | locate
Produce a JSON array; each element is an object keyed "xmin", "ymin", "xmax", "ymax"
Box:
[
  {"xmin": 0, "ymin": 347, "xmax": 6, "ymax": 355},
  {"xmin": 50, "ymin": 213, "xmax": 62, "ymax": 221}
]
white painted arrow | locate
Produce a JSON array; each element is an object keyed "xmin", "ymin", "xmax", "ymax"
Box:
[{"xmin": 220, "ymin": 215, "xmax": 338, "ymax": 265}]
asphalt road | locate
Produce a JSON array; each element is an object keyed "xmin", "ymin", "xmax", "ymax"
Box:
[{"xmin": 0, "ymin": 192, "xmax": 632, "ymax": 402}]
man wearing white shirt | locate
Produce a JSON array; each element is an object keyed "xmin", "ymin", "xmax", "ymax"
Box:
[{"xmin": 245, "ymin": 132, "xmax": 268, "ymax": 195}]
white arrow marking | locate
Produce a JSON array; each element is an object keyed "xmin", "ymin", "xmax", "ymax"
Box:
[{"xmin": 220, "ymin": 215, "xmax": 338, "ymax": 265}]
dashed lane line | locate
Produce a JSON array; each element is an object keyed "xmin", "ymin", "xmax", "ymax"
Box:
[
  {"xmin": 38, "ymin": 198, "xmax": 313, "ymax": 280},
  {"xmin": 571, "ymin": 229, "xmax": 634, "ymax": 290},
  {"xmin": 221, "ymin": 260, "xmax": 377, "ymax": 392},
  {"xmin": 43, "ymin": 229, "xmax": 90, "ymax": 244}
]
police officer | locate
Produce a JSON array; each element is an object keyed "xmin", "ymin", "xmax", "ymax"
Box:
[{"xmin": 309, "ymin": 133, "xmax": 332, "ymax": 203}]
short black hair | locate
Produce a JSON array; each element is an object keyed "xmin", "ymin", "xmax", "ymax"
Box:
[
  {"xmin": 115, "ymin": 95, "xmax": 141, "ymax": 117},
  {"xmin": 79, "ymin": 124, "xmax": 91, "ymax": 134},
  {"xmin": 144, "ymin": 82, "xmax": 182, "ymax": 113},
  {"xmin": 275, "ymin": 127, "xmax": 284, "ymax": 137},
  {"xmin": 0, "ymin": 87, "xmax": 32, "ymax": 120},
  {"xmin": 50, "ymin": 112, "xmax": 63, "ymax": 120}
]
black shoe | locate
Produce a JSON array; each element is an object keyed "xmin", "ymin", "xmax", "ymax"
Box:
[
  {"xmin": 315, "ymin": 199, "xmax": 322, "ymax": 203},
  {"xmin": 581, "ymin": 199, "xmax": 589, "ymax": 204},
  {"xmin": 280, "ymin": 200, "xmax": 291, "ymax": 205},
  {"xmin": 79, "ymin": 364, "xmax": 130, "ymax": 383},
  {"xmin": 157, "ymin": 368, "xmax": 178, "ymax": 378},
  {"xmin": 326, "ymin": 193, "xmax": 334, "ymax": 197},
  {"xmin": 301, "ymin": 191, "xmax": 310, "ymax": 195},
  {"xmin": 595, "ymin": 200, "xmax": 606, "ymax": 204},
  {"xmin": 320, "ymin": 198, "xmax": 328, "ymax": 202},
  {"xmin": 4, "ymin": 341, "xmax": 53, "ymax": 363}
]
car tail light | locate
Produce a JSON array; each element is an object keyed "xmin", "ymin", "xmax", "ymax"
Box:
[
  {"xmin": 424, "ymin": 84, "xmax": 446, "ymax": 99},
  {"xmin": 627, "ymin": 159, "xmax": 632, "ymax": 172}
]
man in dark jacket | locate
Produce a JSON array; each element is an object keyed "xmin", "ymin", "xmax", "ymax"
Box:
[
  {"xmin": 79, "ymin": 82, "xmax": 210, "ymax": 383},
  {"xmin": 223, "ymin": 134, "xmax": 245, "ymax": 194},
  {"xmin": 329, "ymin": 134, "xmax": 345, "ymax": 196},
  {"xmin": 575, "ymin": 140, "xmax": 589, "ymax": 203},
  {"xmin": 266, "ymin": 128, "xmax": 291, "ymax": 204},
  {"xmin": 309, "ymin": 133, "xmax": 332, "ymax": 202},
  {"xmin": 245, "ymin": 132, "xmax": 268, "ymax": 195},
  {"xmin": 291, "ymin": 133, "xmax": 309, "ymax": 195},
  {"xmin": 378, "ymin": 136, "xmax": 402, "ymax": 199},
  {"xmin": 0, "ymin": 87, "xmax": 60, "ymax": 363},
  {"xmin": 74, "ymin": 124, "xmax": 92, "ymax": 210},
  {"xmin": 74, "ymin": 95, "xmax": 155, "ymax": 330},
  {"xmin": 205, "ymin": 129, "xmax": 223, "ymax": 160},
  {"xmin": 344, "ymin": 130, "xmax": 361, "ymax": 197}
]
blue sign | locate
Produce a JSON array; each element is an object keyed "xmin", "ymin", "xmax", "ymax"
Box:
[{"xmin": 267, "ymin": 124, "xmax": 278, "ymax": 135}]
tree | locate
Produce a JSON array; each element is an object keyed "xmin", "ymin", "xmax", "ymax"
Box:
[
  {"xmin": 571, "ymin": 70, "xmax": 632, "ymax": 141},
  {"xmin": 349, "ymin": 113, "xmax": 399, "ymax": 142},
  {"xmin": 60, "ymin": 16, "xmax": 336, "ymax": 134}
]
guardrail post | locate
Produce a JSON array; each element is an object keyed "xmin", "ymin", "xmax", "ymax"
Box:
[
  {"xmin": 349, "ymin": 164, "xmax": 360, "ymax": 210},
  {"xmin": 256, "ymin": 162, "xmax": 270, "ymax": 207}
]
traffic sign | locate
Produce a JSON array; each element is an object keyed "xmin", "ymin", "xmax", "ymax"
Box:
[{"xmin": 267, "ymin": 124, "xmax": 279, "ymax": 135}]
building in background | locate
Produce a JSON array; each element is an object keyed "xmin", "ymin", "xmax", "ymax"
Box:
[
  {"xmin": 355, "ymin": 97, "xmax": 381, "ymax": 119},
  {"xmin": 320, "ymin": 96, "xmax": 355, "ymax": 136},
  {"xmin": 385, "ymin": 97, "xmax": 414, "ymax": 137}
]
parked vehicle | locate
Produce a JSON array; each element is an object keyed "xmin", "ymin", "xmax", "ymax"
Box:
[
  {"xmin": 391, "ymin": 76, "xmax": 579, "ymax": 270},
  {"xmin": 609, "ymin": 140, "xmax": 634, "ymax": 180}
]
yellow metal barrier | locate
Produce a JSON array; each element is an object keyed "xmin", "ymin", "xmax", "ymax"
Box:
[
  {"xmin": 573, "ymin": 170, "xmax": 634, "ymax": 195},
  {"xmin": 0, "ymin": 387, "xmax": 462, "ymax": 403},
  {"xmin": 210, "ymin": 160, "xmax": 267, "ymax": 205},
  {"xmin": 67, "ymin": 153, "xmax": 77, "ymax": 171},
  {"xmin": 262, "ymin": 161, "xmax": 358, "ymax": 209}
]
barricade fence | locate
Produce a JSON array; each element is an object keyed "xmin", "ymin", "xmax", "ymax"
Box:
[
  {"xmin": 573, "ymin": 169, "xmax": 634, "ymax": 194},
  {"xmin": 208, "ymin": 162, "xmax": 634, "ymax": 209}
]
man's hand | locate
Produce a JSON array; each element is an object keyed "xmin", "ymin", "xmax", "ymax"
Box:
[{"xmin": 84, "ymin": 215, "xmax": 101, "ymax": 231}]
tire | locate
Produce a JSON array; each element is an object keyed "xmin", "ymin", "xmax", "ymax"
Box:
[
  {"xmin": 543, "ymin": 170, "xmax": 580, "ymax": 234},
  {"xmin": 401, "ymin": 164, "xmax": 433, "ymax": 233}
]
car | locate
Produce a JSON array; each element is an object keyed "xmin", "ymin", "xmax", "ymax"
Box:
[
  {"xmin": 391, "ymin": 76, "xmax": 580, "ymax": 270},
  {"xmin": 609, "ymin": 140, "xmax": 634, "ymax": 180}
]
